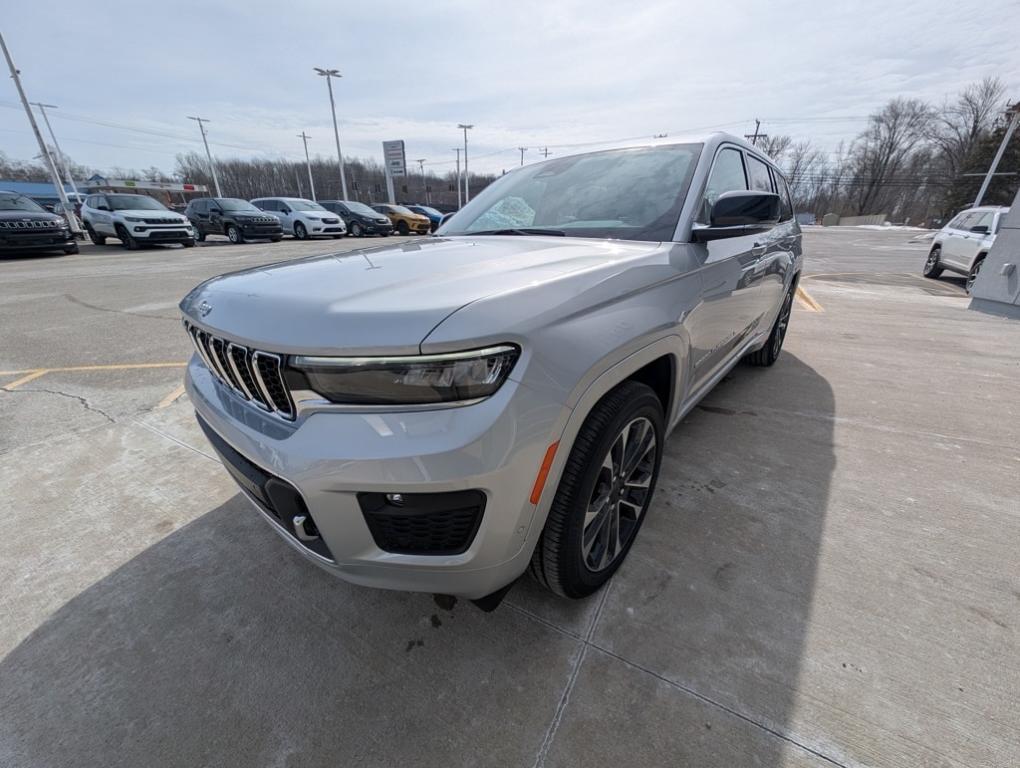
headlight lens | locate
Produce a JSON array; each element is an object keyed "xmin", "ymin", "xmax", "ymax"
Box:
[
  {"xmin": 125, "ymin": 216, "xmax": 143, "ymax": 222},
  {"xmin": 288, "ymin": 345, "xmax": 520, "ymax": 405}
]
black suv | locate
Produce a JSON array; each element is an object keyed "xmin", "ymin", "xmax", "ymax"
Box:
[
  {"xmin": 318, "ymin": 200, "xmax": 394, "ymax": 237},
  {"xmin": 186, "ymin": 198, "xmax": 283, "ymax": 244},
  {"xmin": 0, "ymin": 190, "xmax": 77, "ymax": 256}
]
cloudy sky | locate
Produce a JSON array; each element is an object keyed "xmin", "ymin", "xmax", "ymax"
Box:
[{"xmin": 3, "ymin": 0, "xmax": 1019, "ymax": 179}]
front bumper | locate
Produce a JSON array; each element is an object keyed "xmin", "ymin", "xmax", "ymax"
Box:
[
  {"xmin": 130, "ymin": 225, "xmax": 193, "ymax": 242},
  {"xmin": 0, "ymin": 233, "xmax": 75, "ymax": 251},
  {"xmin": 240, "ymin": 223, "xmax": 284, "ymax": 238},
  {"xmin": 185, "ymin": 356, "xmax": 565, "ymax": 598}
]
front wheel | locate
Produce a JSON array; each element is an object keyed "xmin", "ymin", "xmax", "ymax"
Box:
[
  {"xmin": 530, "ymin": 381, "xmax": 664, "ymax": 598},
  {"xmin": 226, "ymin": 224, "xmax": 244, "ymax": 244},
  {"xmin": 923, "ymin": 247, "xmax": 943, "ymax": 279},
  {"xmin": 293, "ymin": 222, "xmax": 308, "ymax": 240},
  {"xmin": 63, "ymin": 244, "xmax": 79, "ymax": 255},
  {"xmin": 116, "ymin": 225, "xmax": 139, "ymax": 250},
  {"xmin": 85, "ymin": 224, "xmax": 106, "ymax": 245},
  {"xmin": 747, "ymin": 284, "xmax": 794, "ymax": 367},
  {"xmin": 396, "ymin": 221, "xmax": 409, "ymax": 236}
]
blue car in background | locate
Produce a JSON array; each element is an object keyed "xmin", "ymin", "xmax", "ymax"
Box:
[{"xmin": 404, "ymin": 204, "xmax": 444, "ymax": 232}]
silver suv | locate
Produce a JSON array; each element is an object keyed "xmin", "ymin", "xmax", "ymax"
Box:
[
  {"xmin": 924, "ymin": 206, "xmax": 1009, "ymax": 292},
  {"xmin": 80, "ymin": 193, "xmax": 194, "ymax": 249},
  {"xmin": 181, "ymin": 134, "xmax": 802, "ymax": 606}
]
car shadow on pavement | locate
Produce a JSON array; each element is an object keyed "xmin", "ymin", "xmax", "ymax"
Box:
[{"xmin": 0, "ymin": 353, "xmax": 836, "ymax": 767}]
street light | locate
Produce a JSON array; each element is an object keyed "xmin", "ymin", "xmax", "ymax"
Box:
[
  {"xmin": 187, "ymin": 116, "xmax": 222, "ymax": 197},
  {"xmin": 452, "ymin": 147, "xmax": 462, "ymax": 209},
  {"xmin": 458, "ymin": 124, "xmax": 473, "ymax": 203},
  {"xmin": 314, "ymin": 67, "xmax": 349, "ymax": 200},
  {"xmin": 30, "ymin": 102, "xmax": 81, "ymax": 203}
]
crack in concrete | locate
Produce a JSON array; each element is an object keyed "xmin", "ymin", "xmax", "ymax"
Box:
[
  {"xmin": 1, "ymin": 385, "xmax": 116, "ymax": 423},
  {"xmin": 63, "ymin": 293, "xmax": 178, "ymax": 321}
]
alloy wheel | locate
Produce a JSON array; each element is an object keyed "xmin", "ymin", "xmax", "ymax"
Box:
[
  {"xmin": 582, "ymin": 416, "xmax": 657, "ymax": 572},
  {"xmin": 967, "ymin": 260, "xmax": 982, "ymax": 293},
  {"xmin": 772, "ymin": 290, "xmax": 794, "ymax": 357}
]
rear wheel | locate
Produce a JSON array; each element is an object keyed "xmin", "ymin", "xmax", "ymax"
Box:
[
  {"xmin": 351, "ymin": 222, "xmax": 363, "ymax": 238},
  {"xmin": 966, "ymin": 256, "xmax": 985, "ymax": 293},
  {"xmin": 923, "ymin": 246, "xmax": 944, "ymax": 279},
  {"xmin": 85, "ymin": 224, "xmax": 106, "ymax": 245},
  {"xmin": 530, "ymin": 381, "xmax": 664, "ymax": 598},
  {"xmin": 226, "ymin": 224, "xmax": 244, "ymax": 244},
  {"xmin": 294, "ymin": 221, "xmax": 308, "ymax": 240},
  {"xmin": 747, "ymin": 284, "xmax": 794, "ymax": 367}
]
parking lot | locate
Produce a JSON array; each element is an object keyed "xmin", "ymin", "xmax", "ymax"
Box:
[{"xmin": 1, "ymin": 227, "xmax": 1018, "ymax": 767}]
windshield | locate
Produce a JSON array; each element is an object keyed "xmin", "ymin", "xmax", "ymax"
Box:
[
  {"xmin": 414, "ymin": 205, "xmax": 442, "ymax": 217},
  {"xmin": 217, "ymin": 198, "xmax": 260, "ymax": 212},
  {"xmin": 107, "ymin": 195, "xmax": 168, "ymax": 211},
  {"xmin": 0, "ymin": 193, "xmax": 46, "ymax": 213},
  {"xmin": 390, "ymin": 205, "xmax": 415, "ymax": 215},
  {"xmin": 344, "ymin": 201, "xmax": 380, "ymax": 216},
  {"xmin": 440, "ymin": 143, "xmax": 702, "ymax": 242},
  {"xmin": 290, "ymin": 200, "xmax": 327, "ymax": 212}
]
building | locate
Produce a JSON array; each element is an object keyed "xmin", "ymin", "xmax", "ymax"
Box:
[{"xmin": 0, "ymin": 176, "xmax": 209, "ymax": 209}]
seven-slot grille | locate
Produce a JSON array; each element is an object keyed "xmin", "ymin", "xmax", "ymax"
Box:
[
  {"xmin": 144, "ymin": 217, "xmax": 184, "ymax": 225},
  {"xmin": 0, "ymin": 219, "xmax": 62, "ymax": 229},
  {"xmin": 185, "ymin": 322, "xmax": 294, "ymax": 418}
]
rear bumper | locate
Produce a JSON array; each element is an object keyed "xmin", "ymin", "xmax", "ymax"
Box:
[{"xmin": 185, "ymin": 356, "xmax": 567, "ymax": 598}]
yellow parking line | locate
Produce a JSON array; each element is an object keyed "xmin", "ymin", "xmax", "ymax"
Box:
[
  {"xmin": 0, "ymin": 362, "xmax": 187, "ymax": 376},
  {"xmin": 2, "ymin": 369, "xmax": 48, "ymax": 390},
  {"xmin": 795, "ymin": 285, "xmax": 824, "ymax": 312},
  {"xmin": 156, "ymin": 384, "xmax": 187, "ymax": 409}
]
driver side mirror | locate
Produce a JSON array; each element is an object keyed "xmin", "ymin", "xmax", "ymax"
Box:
[
  {"xmin": 970, "ymin": 224, "xmax": 989, "ymax": 234},
  {"xmin": 692, "ymin": 191, "xmax": 780, "ymax": 242}
]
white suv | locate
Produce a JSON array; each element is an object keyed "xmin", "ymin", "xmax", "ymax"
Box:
[
  {"xmin": 81, "ymin": 193, "xmax": 194, "ymax": 249},
  {"xmin": 250, "ymin": 197, "xmax": 346, "ymax": 239},
  {"xmin": 924, "ymin": 206, "xmax": 1009, "ymax": 292}
]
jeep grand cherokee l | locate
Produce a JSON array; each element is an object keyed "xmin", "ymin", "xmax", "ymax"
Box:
[
  {"xmin": 186, "ymin": 197, "xmax": 283, "ymax": 244},
  {"xmin": 923, "ymin": 205, "xmax": 1009, "ymax": 293},
  {"xmin": 181, "ymin": 134, "xmax": 802, "ymax": 607},
  {"xmin": 0, "ymin": 191, "xmax": 77, "ymax": 256},
  {"xmin": 81, "ymin": 193, "xmax": 194, "ymax": 249}
]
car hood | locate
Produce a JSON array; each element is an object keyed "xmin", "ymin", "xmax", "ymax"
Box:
[
  {"xmin": 115, "ymin": 209, "xmax": 188, "ymax": 220},
  {"xmin": 0, "ymin": 210, "xmax": 63, "ymax": 223},
  {"xmin": 180, "ymin": 236, "xmax": 660, "ymax": 355}
]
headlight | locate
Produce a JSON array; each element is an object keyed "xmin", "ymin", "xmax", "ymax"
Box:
[
  {"xmin": 125, "ymin": 216, "xmax": 143, "ymax": 222},
  {"xmin": 288, "ymin": 345, "xmax": 520, "ymax": 405}
]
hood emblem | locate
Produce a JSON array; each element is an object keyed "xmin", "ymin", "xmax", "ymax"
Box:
[{"xmin": 198, "ymin": 300, "xmax": 213, "ymax": 318}]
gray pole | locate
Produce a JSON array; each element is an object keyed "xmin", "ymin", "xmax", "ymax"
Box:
[
  {"xmin": 298, "ymin": 131, "xmax": 316, "ymax": 201},
  {"xmin": 458, "ymin": 124, "xmax": 473, "ymax": 203},
  {"xmin": 315, "ymin": 68, "xmax": 349, "ymax": 199},
  {"xmin": 32, "ymin": 102, "xmax": 81, "ymax": 203},
  {"xmin": 452, "ymin": 148, "xmax": 461, "ymax": 209},
  {"xmin": 974, "ymin": 105, "xmax": 1020, "ymax": 208},
  {"xmin": 518, "ymin": 146, "xmax": 528, "ymax": 166},
  {"xmin": 0, "ymin": 31, "xmax": 80, "ymax": 234},
  {"xmin": 416, "ymin": 158, "xmax": 428, "ymax": 204},
  {"xmin": 187, "ymin": 116, "xmax": 221, "ymax": 196}
]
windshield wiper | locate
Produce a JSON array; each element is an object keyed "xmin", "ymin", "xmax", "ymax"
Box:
[{"xmin": 468, "ymin": 227, "xmax": 566, "ymax": 237}]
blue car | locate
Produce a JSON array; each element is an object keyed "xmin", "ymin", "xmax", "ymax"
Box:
[{"xmin": 404, "ymin": 204, "xmax": 443, "ymax": 232}]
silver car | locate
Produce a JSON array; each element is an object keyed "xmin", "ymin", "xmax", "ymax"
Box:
[
  {"xmin": 180, "ymin": 134, "xmax": 802, "ymax": 607},
  {"xmin": 924, "ymin": 206, "xmax": 1009, "ymax": 292}
]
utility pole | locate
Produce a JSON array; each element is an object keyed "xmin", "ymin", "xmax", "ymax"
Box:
[
  {"xmin": 31, "ymin": 102, "xmax": 81, "ymax": 203},
  {"xmin": 416, "ymin": 158, "xmax": 429, "ymax": 204},
  {"xmin": 0, "ymin": 31, "xmax": 80, "ymax": 234},
  {"xmin": 538, "ymin": 147, "xmax": 552, "ymax": 159},
  {"xmin": 518, "ymin": 146, "xmax": 528, "ymax": 166},
  {"xmin": 187, "ymin": 116, "xmax": 222, "ymax": 196},
  {"xmin": 452, "ymin": 147, "xmax": 462, "ymax": 209},
  {"xmin": 314, "ymin": 68, "xmax": 349, "ymax": 199},
  {"xmin": 974, "ymin": 102, "xmax": 1020, "ymax": 208},
  {"xmin": 744, "ymin": 119, "xmax": 767, "ymax": 147},
  {"xmin": 458, "ymin": 123, "xmax": 473, "ymax": 203},
  {"xmin": 297, "ymin": 131, "xmax": 316, "ymax": 201}
]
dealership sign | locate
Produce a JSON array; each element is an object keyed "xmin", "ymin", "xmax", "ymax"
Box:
[{"xmin": 382, "ymin": 140, "xmax": 407, "ymax": 178}]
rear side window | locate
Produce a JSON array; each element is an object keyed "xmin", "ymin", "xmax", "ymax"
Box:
[
  {"xmin": 775, "ymin": 173, "xmax": 794, "ymax": 221},
  {"xmin": 700, "ymin": 148, "xmax": 747, "ymax": 223},
  {"xmin": 193, "ymin": 200, "xmax": 208, "ymax": 214},
  {"xmin": 256, "ymin": 200, "xmax": 277, "ymax": 212},
  {"xmin": 746, "ymin": 155, "xmax": 774, "ymax": 192}
]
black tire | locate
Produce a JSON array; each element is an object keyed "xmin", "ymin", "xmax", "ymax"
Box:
[
  {"xmin": 530, "ymin": 381, "xmax": 664, "ymax": 598},
  {"xmin": 923, "ymin": 246, "xmax": 944, "ymax": 279},
  {"xmin": 332, "ymin": 234, "xmax": 345, "ymax": 239},
  {"xmin": 966, "ymin": 256, "xmax": 985, "ymax": 294},
  {"xmin": 63, "ymin": 244, "xmax": 79, "ymax": 255},
  {"xmin": 116, "ymin": 224, "xmax": 139, "ymax": 250},
  {"xmin": 351, "ymin": 222, "xmax": 363, "ymax": 238},
  {"xmin": 193, "ymin": 227, "xmax": 206, "ymax": 242},
  {"xmin": 85, "ymin": 224, "xmax": 106, "ymax": 245},
  {"xmin": 294, "ymin": 221, "xmax": 308, "ymax": 240},
  {"xmin": 226, "ymin": 224, "xmax": 244, "ymax": 244},
  {"xmin": 397, "ymin": 220, "xmax": 409, "ymax": 236},
  {"xmin": 270, "ymin": 236, "xmax": 282, "ymax": 243},
  {"xmin": 747, "ymin": 284, "xmax": 794, "ymax": 367},
  {"xmin": 182, "ymin": 239, "xmax": 195, "ymax": 248}
]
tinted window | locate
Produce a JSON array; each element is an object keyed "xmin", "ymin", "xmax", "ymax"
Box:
[
  {"xmin": 343, "ymin": 201, "xmax": 378, "ymax": 216},
  {"xmin": 443, "ymin": 143, "xmax": 702, "ymax": 242},
  {"xmin": 289, "ymin": 200, "xmax": 327, "ymax": 212},
  {"xmin": 217, "ymin": 198, "xmax": 259, "ymax": 212},
  {"xmin": 776, "ymin": 174, "xmax": 794, "ymax": 221},
  {"xmin": 107, "ymin": 195, "xmax": 167, "ymax": 211},
  {"xmin": 746, "ymin": 155, "xmax": 773, "ymax": 192},
  {"xmin": 192, "ymin": 199, "xmax": 208, "ymax": 214},
  {"xmin": 0, "ymin": 193, "xmax": 45, "ymax": 212},
  {"xmin": 254, "ymin": 200, "xmax": 277, "ymax": 212},
  {"xmin": 949, "ymin": 212, "xmax": 973, "ymax": 230},
  {"xmin": 970, "ymin": 212, "xmax": 994, "ymax": 232},
  {"xmin": 700, "ymin": 147, "xmax": 747, "ymax": 223}
]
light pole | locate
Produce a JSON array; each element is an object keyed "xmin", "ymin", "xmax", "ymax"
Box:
[
  {"xmin": 458, "ymin": 123, "xmax": 473, "ymax": 203},
  {"xmin": 298, "ymin": 131, "xmax": 316, "ymax": 201},
  {"xmin": 518, "ymin": 146, "xmax": 528, "ymax": 166},
  {"xmin": 314, "ymin": 67, "xmax": 349, "ymax": 200},
  {"xmin": 452, "ymin": 147, "xmax": 462, "ymax": 208},
  {"xmin": 415, "ymin": 158, "xmax": 429, "ymax": 204},
  {"xmin": 31, "ymin": 102, "xmax": 81, "ymax": 203},
  {"xmin": 187, "ymin": 116, "xmax": 222, "ymax": 196},
  {"xmin": 0, "ymin": 31, "xmax": 80, "ymax": 234}
]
